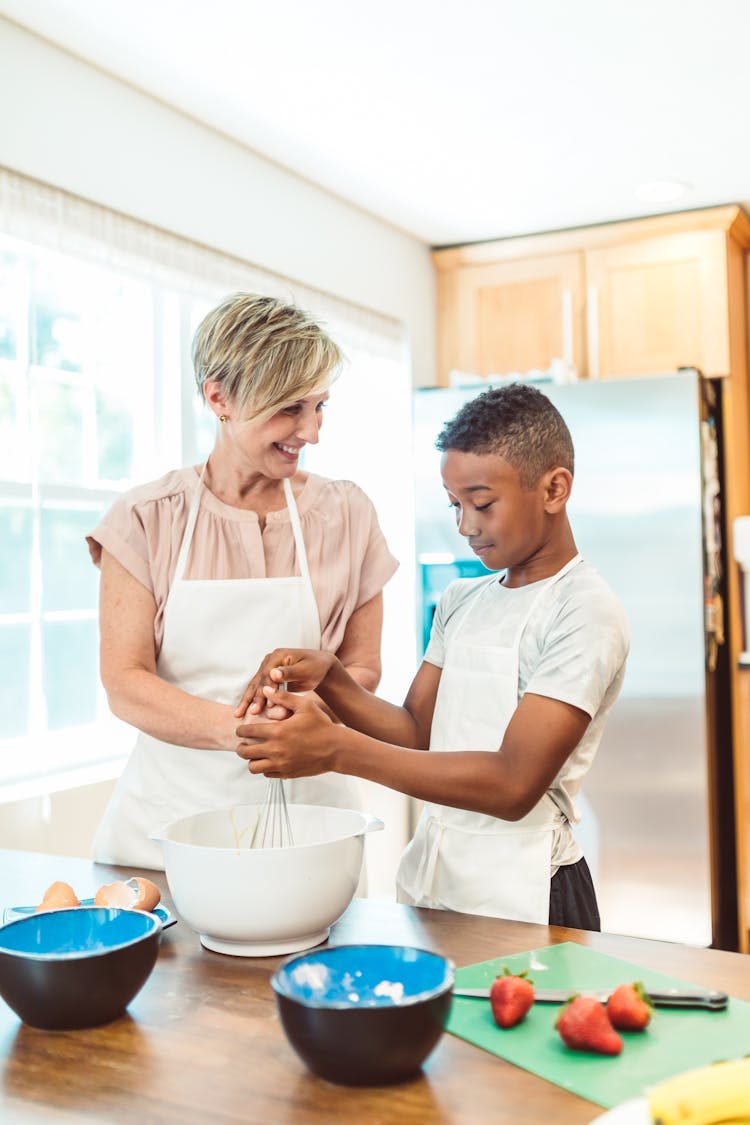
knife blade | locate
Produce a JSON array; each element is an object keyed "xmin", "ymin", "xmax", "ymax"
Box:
[{"xmin": 452, "ymin": 985, "xmax": 728, "ymax": 1010}]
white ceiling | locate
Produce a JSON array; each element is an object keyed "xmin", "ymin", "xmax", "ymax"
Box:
[{"xmin": 2, "ymin": 0, "xmax": 749, "ymax": 246}]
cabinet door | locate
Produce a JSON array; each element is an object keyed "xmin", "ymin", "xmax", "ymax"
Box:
[
  {"xmin": 586, "ymin": 231, "xmax": 731, "ymax": 378},
  {"xmin": 435, "ymin": 252, "xmax": 585, "ymax": 385}
]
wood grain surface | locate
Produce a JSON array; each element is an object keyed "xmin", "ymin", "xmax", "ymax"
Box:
[{"xmin": 1, "ymin": 850, "xmax": 749, "ymax": 1124}]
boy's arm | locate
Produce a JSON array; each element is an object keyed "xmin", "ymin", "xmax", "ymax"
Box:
[
  {"xmin": 235, "ymin": 654, "xmax": 441, "ymax": 751},
  {"xmin": 237, "ymin": 687, "xmax": 590, "ymax": 819}
]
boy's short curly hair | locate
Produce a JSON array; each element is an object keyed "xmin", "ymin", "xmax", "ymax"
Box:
[{"xmin": 436, "ymin": 383, "xmax": 575, "ymax": 490}]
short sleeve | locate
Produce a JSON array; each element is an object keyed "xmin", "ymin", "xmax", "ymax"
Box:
[
  {"xmin": 87, "ymin": 493, "xmax": 156, "ymax": 594},
  {"xmin": 348, "ymin": 484, "xmax": 399, "ymax": 610},
  {"xmin": 85, "ymin": 470, "xmax": 195, "ymax": 609},
  {"xmin": 524, "ymin": 583, "xmax": 629, "ymax": 719},
  {"xmin": 306, "ymin": 480, "xmax": 399, "ymax": 653},
  {"xmin": 423, "ymin": 579, "xmax": 476, "ymax": 669}
]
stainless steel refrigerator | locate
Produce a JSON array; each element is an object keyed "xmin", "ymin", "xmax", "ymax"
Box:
[{"xmin": 412, "ymin": 371, "xmax": 736, "ymax": 948}]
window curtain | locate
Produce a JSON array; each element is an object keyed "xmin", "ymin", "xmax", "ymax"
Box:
[{"xmin": 0, "ymin": 166, "xmax": 408, "ymax": 361}]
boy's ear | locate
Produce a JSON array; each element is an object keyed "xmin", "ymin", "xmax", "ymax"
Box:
[{"xmin": 543, "ymin": 466, "xmax": 573, "ymax": 511}]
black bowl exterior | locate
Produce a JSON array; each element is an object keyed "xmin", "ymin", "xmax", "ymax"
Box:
[
  {"xmin": 0, "ymin": 928, "xmax": 161, "ymax": 1030},
  {"xmin": 276, "ymin": 988, "xmax": 453, "ymax": 1085}
]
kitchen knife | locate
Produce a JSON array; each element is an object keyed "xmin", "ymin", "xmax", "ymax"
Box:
[{"xmin": 452, "ymin": 985, "xmax": 728, "ymax": 1010}]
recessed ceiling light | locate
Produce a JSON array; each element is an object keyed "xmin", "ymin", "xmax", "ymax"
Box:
[{"xmin": 634, "ymin": 180, "xmax": 691, "ymax": 203}]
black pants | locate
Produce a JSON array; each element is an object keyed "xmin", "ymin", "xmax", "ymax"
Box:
[{"xmin": 548, "ymin": 856, "xmax": 600, "ymax": 931}]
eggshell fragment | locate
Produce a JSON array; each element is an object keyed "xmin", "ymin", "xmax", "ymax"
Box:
[
  {"xmin": 94, "ymin": 881, "xmax": 137, "ymax": 909},
  {"xmin": 35, "ymin": 881, "xmax": 80, "ymax": 913},
  {"xmin": 128, "ymin": 877, "xmax": 161, "ymax": 912}
]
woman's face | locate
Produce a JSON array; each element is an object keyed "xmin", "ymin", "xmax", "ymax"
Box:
[{"xmin": 232, "ymin": 390, "xmax": 329, "ymax": 477}]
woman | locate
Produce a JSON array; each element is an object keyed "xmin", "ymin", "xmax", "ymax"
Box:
[{"xmin": 87, "ymin": 293, "xmax": 398, "ymax": 868}]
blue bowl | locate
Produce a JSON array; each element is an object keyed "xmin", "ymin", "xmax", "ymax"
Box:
[
  {"xmin": 0, "ymin": 906, "xmax": 161, "ymax": 1030},
  {"xmin": 271, "ymin": 944, "xmax": 454, "ymax": 1085}
]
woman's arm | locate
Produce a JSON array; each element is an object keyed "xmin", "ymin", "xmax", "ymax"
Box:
[
  {"xmin": 99, "ymin": 550, "xmax": 270, "ymax": 749},
  {"xmin": 333, "ymin": 591, "xmax": 383, "ymax": 691}
]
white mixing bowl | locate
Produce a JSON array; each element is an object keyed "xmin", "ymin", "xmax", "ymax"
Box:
[{"xmin": 151, "ymin": 804, "xmax": 383, "ymax": 957}]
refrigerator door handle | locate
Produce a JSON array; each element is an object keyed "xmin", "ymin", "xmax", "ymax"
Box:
[
  {"xmin": 587, "ymin": 284, "xmax": 600, "ymax": 379},
  {"xmin": 561, "ymin": 288, "xmax": 574, "ymax": 371}
]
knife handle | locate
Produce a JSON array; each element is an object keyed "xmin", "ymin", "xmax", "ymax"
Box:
[{"xmin": 647, "ymin": 988, "xmax": 728, "ymax": 1010}]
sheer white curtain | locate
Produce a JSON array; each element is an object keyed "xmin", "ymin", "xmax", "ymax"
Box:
[{"xmin": 0, "ymin": 167, "xmax": 407, "ymax": 360}]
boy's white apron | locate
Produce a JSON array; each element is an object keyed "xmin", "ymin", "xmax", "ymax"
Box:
[
  {"xmin": 396, "ymin": 555, "xmax": 582, "ymax": 923},
  {"xmin": 93, "ymin": 472, "xmax": 359, "ymax": 869}
]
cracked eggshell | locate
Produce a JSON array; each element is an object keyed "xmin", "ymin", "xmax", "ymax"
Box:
[
  {"xmin": 128, "ymin": 878, "xmax": 161, "ymax": 912},
  {"xmin": 93, "ymin": 881, "xmax": 136, "ymax": 909}
]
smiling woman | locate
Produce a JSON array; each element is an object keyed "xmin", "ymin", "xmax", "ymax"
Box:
[{"xmin": 86, "ymin": 292, "xmax": 399, "ymax": 870}]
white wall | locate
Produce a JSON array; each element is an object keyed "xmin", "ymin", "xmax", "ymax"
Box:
[
  {"xmin": 0, "ymin": 18, "xmax": 434, "ymax": 382},
  {"xmin": 0, "ymin": 18, "xmax": 434, "ymax": 885}
]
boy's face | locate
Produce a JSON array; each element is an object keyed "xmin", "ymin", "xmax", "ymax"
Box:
[{"xmin": 441, "ymin": 449, "xmax": 549, "ymax": 573}]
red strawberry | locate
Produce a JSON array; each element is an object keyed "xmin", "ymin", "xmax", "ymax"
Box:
[
  {"xmin": 606, "ymin": 982, "xmax": 652, "ymax": 1031},
  {"xmin": 555, "ymin": 996, "xmax": 623, "ymax": 1055},
  {"xmin": 489, "ymin": 968, "xmax": 535, "ymax": 1028}
]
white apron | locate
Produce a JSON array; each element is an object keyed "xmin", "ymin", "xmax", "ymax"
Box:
[
  {"xmin": 93, "ymin": 471, "xmax": 361, "ymax": 869},
  {"xmin": 396, "ymin": 555, "xmax": 582, "ymax": 923}
]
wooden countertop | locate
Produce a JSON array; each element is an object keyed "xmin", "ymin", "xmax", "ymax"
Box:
[{"xmin": 2, "ymin": 850, "xmax": 749, "ymax": 1124}]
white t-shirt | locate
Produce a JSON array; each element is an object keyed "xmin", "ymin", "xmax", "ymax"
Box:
[{"xmin": 424, "ymin": 560, "xmax": 629, "ymax": 866}]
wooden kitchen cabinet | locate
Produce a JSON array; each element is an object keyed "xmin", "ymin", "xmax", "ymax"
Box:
[
  {"xmin": 432, "ymin": 206, "xmax": 748, "ymax": 386},
  {"xmin": 435, "ymin": 250, "xmax": 585, "ymax": 381},
  {"xmin": 585, "ymin": 229, "xmax": 732, "ymax": 379},
  {"xmin": 432, "ymin": 205, "xmax": 750, "ymax": 953}
]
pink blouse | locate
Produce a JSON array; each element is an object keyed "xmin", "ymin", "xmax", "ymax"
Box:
[{"xmin": 87, "ymin": 467, "xmax": 399, "ymax": 656}]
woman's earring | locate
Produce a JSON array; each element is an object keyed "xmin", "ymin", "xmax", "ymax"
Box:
[{"xmin": 219, "ymin": 414, "xmax": 228, "ymax": 423}]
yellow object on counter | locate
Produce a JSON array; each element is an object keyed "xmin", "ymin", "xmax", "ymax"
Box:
[{"xmin": 648, "ymin": 1057, "xmax": 750, "ymax": 1124}]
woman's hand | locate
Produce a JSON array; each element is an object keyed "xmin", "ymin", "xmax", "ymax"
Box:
[
  {"xmin": 234, "ymin": 649, "xmax": 337, "ymax": 718},
  {"xmin": 235, "ymin": 688, "xmax": 337, "ymax": 777},
  {"xmin": 232, "ymin": 700, "xmax": 291, "ymax": 725}
]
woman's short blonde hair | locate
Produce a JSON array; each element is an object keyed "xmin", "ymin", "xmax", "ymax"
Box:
[{"xmin": 191, "ymin": 293, "xmax": 342, "ymax": 421}]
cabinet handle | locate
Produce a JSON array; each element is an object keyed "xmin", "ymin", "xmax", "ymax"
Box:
[
  {"xmin": 561, "ymin": 288, "xmax": 574, "ymax": 370},
  {"xmin": 587, "ymin": 285, "xmax": 600, "ymax": 379}
]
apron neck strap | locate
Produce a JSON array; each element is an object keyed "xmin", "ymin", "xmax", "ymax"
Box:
[
  {"xmin": 174, "ymin": 464, "xmax": 207, "ymax": 582},
  {"xmin": 516, "ymin": 552, "xmax": 583, "ymax": 629},
  {"xmin": 283, "ymin": 477, "xmax": 311, "ymax": 583}
]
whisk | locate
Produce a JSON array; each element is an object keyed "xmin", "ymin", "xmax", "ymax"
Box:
[
  {"xmin": 249, "ymin": 684, "xmax": 295, "ymax": 849},
  {"xmin": 250, "ymin": 777, "xmax": 295, "ymax": 849}
]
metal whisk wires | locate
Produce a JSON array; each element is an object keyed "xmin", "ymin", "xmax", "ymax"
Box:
[
  {"xmin": 249, "ymin": 681, "xmax": 294, "ymax": 848},
  {"xmin": 250, "ymin": 777, "xmax": 295, "ymax": 849}
]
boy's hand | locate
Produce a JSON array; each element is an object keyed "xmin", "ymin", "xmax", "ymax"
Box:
[
  {"xmin": 235, "ymin": 688, "xmax": 336, "ymax": 777},
  {"xmin": 234, "ymin": 650, "xmax": 337, "ymax": 718}
]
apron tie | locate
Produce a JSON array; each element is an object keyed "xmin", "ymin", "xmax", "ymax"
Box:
[{"xmin": 412, "ymin": 816, "xmax": 444, "ymax": 908}]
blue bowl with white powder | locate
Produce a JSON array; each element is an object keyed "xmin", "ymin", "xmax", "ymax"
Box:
[{"xmin": 271, "ymin": 944, "xmax": 454, "ymax": 1085}]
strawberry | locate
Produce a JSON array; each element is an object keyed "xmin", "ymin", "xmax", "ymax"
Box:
[
  {"xmin": 606, "ymin": 982, "xmax": 652, "ymax": 1031},
  {"xmin": 489, "ymin": 968, "xmax": 535, "ymax": 1028},
  {"xmin": 555, "ymin": 995, "xmax": 623, "ymax": 1055}
]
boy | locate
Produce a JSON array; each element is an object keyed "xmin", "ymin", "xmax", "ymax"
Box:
[{"xmin": 235, "ymin": 383, "xmax": 629, "ymax": 929}]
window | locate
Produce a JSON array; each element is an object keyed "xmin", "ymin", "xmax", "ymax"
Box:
[
  {"xmin": 0, "ymin": 234, "xmax": 213, "ymax": 796},
  {"xmin": 0, "ymin": 169, "xmax": 412, "ymax": 800}
]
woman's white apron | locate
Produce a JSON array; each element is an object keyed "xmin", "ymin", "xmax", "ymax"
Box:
[
  {"xmin": 93, "ymin": 472, "xmax": 360, "ymax": 869},
  {"xmin": 396, "ymin": 556, "xmax": 582, "ymax": 923}
]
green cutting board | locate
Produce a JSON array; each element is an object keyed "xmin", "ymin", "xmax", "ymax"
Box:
[{"xmin": 447, "ymin": 942, "xmax": 750, "ymax": 1109}]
